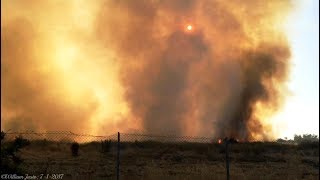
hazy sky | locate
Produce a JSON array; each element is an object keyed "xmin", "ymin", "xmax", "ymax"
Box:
[{"xmin": 274, "ymin": 0, "xmax": 319, "ymax": 139}]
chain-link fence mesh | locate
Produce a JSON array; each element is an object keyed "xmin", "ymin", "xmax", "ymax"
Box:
[
  {"xmin": 1, "ymin": 131, "xmax": 119, "ymax": 179},
  {"xmin": 1, "ymin": 131, "xmax": 319, "ymax": 179},
  {"xmin": 3, "ymin": 131, "xmax": 118, "ymax": 142},
  {"xmin": 2, "ymin": 131, "xmax": 222, "ymax": 179}
]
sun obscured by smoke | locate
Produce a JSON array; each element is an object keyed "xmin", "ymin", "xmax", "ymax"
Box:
[{"xmin": 1, "ymin": 0, "xmax": 292, "ymax": 140}]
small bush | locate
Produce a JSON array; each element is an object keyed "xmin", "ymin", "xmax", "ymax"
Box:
[
  {"xmin": 101, "ymin": 140, "xmax": 112, "ymax": 153},
  {"xmin": 1, "ymin": 131, "xmax": 5, "ymax": 141},
  {"xmin": 14, "ymin": 136, "xmax": 30, "ymax": 148},
  {"xmin": 70, "ymin": 142, "xmax": 79, "ymax": 157},
  {"xmin": 1, "ymin": 135, "xmax": 30, "ymax": 174},
  {"xmin": 294, "ymin": 134, "xmax": 319, "ymax": 143}
]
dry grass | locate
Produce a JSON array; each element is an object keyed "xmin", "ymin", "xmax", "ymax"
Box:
[{"xmin": 13, "ymin": 140, "xmax": 319, "ymax": 179}]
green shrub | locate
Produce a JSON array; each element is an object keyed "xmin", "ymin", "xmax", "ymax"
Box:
[{"xmin": 294, "ymin": 134, "xmax": 319, "ymax": 143}]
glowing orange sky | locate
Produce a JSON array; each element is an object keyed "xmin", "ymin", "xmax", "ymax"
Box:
[{"xmin": 2, "ymin": 0, "xmax": 313, "ymax": 140}]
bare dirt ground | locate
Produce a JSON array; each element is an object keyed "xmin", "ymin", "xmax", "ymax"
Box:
[{"xmin": 15, "ymin": 140, "xmax": 319, "ymax": 179}]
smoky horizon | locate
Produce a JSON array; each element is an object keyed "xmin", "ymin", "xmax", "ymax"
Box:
[{"xmin": 1, "ymin": 0, "xmax": 293, "ymax": 141}]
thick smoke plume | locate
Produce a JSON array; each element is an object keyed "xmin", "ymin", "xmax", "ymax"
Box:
[{"xmin": 1, "ymin": 0, "xmax": 292, "ymax": 140}]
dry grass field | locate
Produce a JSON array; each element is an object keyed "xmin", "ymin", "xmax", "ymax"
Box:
[{"xmin": 5, "ymin": 140, "xmax": 318, "ymax": 180}]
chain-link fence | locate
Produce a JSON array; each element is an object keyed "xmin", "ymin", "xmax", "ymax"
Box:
[
  {"xmin": 2, "ymin": 131, "xmax": 224, "ymax": 179},
  {"xmin": 1, "ymin": 131, "xmax": 319, "ymax": 179},
  {"xmin": 3, "ymin": 131, "xmax": 118, "ymax": 142},
  {"xmin": 1, "ymin": 131, "xmax": 119, "ymax": 179}
]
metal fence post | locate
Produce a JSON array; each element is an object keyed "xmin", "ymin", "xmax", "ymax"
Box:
[
  {"xmin": 225, "ymin": 139, "xmax": 230, "ymax": 180},
  {"xmin": 117, "ymin": 132, "xmax": 120, "ymax": 180}
]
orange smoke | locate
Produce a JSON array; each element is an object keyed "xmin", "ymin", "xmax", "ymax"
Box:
[{"xmin": 1, "ymin": 0, "xmax": 293, "ymax": 140}]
